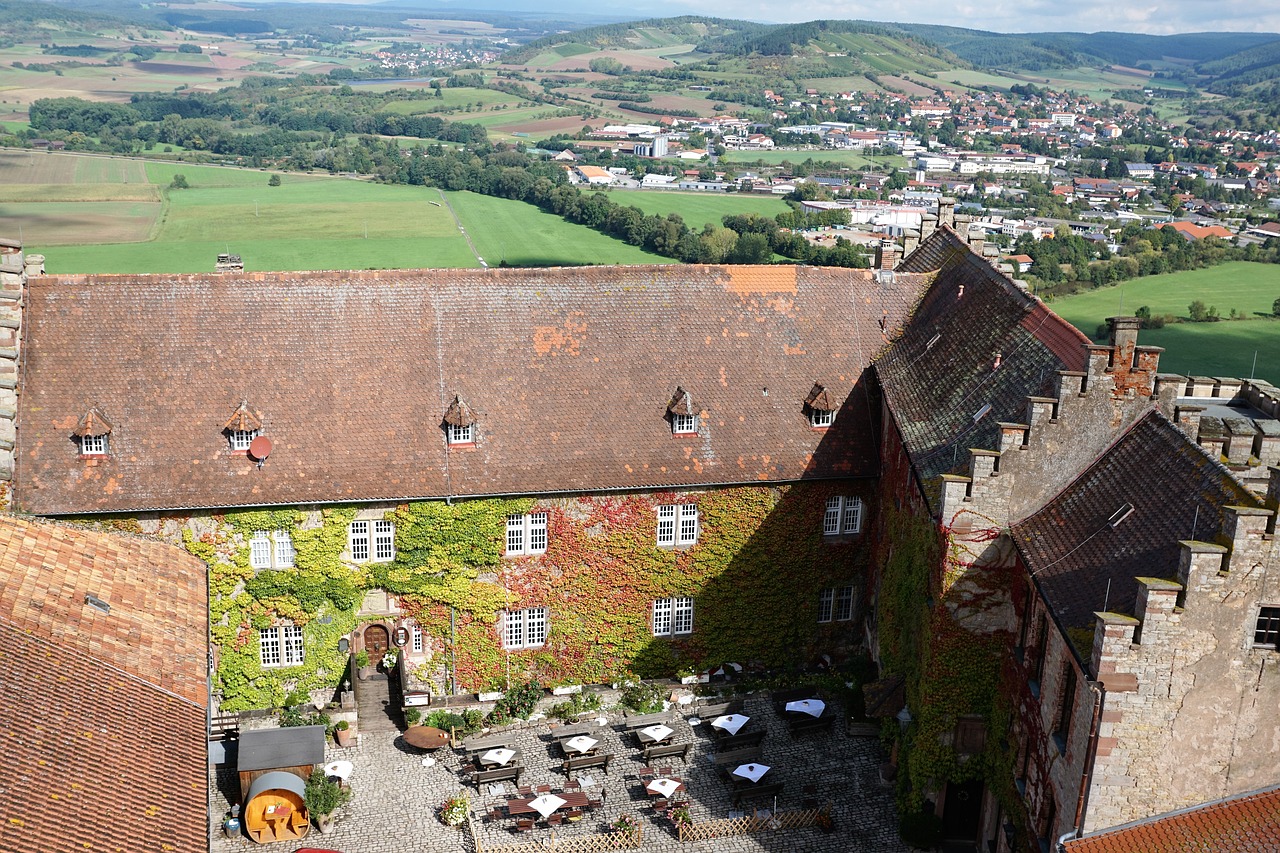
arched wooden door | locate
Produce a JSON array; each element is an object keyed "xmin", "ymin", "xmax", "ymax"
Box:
[{"xmin": 364, "ymin": 624, "xmax": 389, "ymax": 656}]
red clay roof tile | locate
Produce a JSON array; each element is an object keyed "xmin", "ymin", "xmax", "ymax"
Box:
[{"xmin": 1064, "ymin": 784, "xmax": 1280, "ymax": 852}]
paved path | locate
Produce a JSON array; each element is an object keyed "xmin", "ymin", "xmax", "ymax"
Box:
[
  {"xmin": 436, "ymin": 188, "xmax": 486, "ymax": 267},
  {"xmin": 208, "ymin": 692, "xmax": 909, "ymax": 852}
]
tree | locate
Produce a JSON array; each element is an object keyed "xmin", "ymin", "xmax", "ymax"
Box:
[
  {"xmin": 268, "ymin": 174, "xmax": 281, "ymax": 186},
  {"xmin": 1273, "ymin": 296, "xmax": 1280, "ymax": 317},
  {"xmin": 169, "ymin": 173, "xmax": 188, "ymax": 189}
]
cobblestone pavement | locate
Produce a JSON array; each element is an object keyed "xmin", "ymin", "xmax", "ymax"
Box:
[{"xmin": 209, "ymin": 693, "xmax": 909, "ymax": 853}]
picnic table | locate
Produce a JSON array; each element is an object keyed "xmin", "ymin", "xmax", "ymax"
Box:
[{"xmin": 506, "ymin": 791, "xmax": 591, "ymax": 816}]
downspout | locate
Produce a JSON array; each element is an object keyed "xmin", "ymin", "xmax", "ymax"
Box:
[{"xmin": 1068, "ymin": 680, "xmax": 1106, "ymax": 846}]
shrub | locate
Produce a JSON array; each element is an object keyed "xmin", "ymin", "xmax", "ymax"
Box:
[
  {"xmin": 619, "ymin": 680, "xmax": 665, "ymax": 714},
  {"xmin": 404, "ymin": 708, "xmax": 421, "ymax": 725},
  {"xmin": 169, "ymin": 173, "xmax": 188, "ymax": 189},
  {"xmin": 304, "ymin": 770, "xmax": 351, "ymax": 816},
  {"xmin": 1273, "ymin": 295, "xmax": 1280, "ymax": 317},
  {"xmin": 487, "ymin": 679, "xmax": 542, "ymax": 725},
  {"xmin": 550, "ymin": 690, "xmax": 603, "ymax": 721},
  {"xmin": 899, "ymin": 810, "xmax": 942, "ymax": 848}
]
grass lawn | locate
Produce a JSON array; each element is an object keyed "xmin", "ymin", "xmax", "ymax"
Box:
[
  {"xmin": 1050, "ymin": 263, "xmax": 1280, "ymax": 382},
  {"xmin": 606, "ymin": 190, "xmax": 789, "ymax": 228},
  {"xmin": 443, "ymin": 190, "xmax": 672, "ymax": 267}
]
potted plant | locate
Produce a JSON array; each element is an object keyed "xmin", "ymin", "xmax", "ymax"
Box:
[
  {"xmin": 439, "ymin": 791, "xmax": 470, "ymax": 828},
  {"xmin": 381, "ymin": 648, "xmax": 398, "ymax": 673},
  {"xmin": 333, "ymin": 719, "xmax": 355, "ymax": 748},
  {"xmin": 670, "ymin": 803, "xmax": 692, "ymax": 831},
  {"xmin": 611, "ymin": 812, "xmax": 641, "ymax": 837},
  {"xmin": 304, "ymin": 770, "xmax": 351, "ymax": 835},
  {"xmin": 354, "ymin": 648, "xmax": 374, "ymax": 680}
]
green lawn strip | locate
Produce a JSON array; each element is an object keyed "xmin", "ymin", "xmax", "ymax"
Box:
[
  {"xmin": 443, "ymin": 190, "xmax": 673, "ymax": 267},
  {"xmin": 1113, "ymin": 321, "xmax": 1280, "ymax": 383},
  {"xmin": 1050, "ymin": 263, "xmax": 1280, "ymax": 326},
  {"xmin": 605, "ymin": 189, "xmax": 790, "ymax": 228},
  {"xmin": 36, "ymin": 236, "xmax": 478, "ymax": 274},
  {"xmin": 144, "ymin": 161, "xmax": 328, "ymax": 188}
]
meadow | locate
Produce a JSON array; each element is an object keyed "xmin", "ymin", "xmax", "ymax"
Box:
[
  {"xmin": 1051, "ymin": 263, "xmax": 1280, "ymax": 382},
  {"xmin": 8, "ymin": 151, "xmax": 672, "ymax": 272}
]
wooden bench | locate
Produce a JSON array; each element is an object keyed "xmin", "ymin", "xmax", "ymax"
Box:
[
  {"xmin": 715, "ymin": 729, "xmax": 766, "ymax": 752},
  {"xmin": 770, "ymin": 687, "xmax": 819, "ymax": 712},
  {"xmin": 561, "ymin": 752, "xmax": 613, "ymax": 776},
  {"xmin": 731, "ymin": 781, "xmax": 785, "ymax": 808},
  {"xmin": 694, "ymin": 699, "xmax": 745, "ymax": 718},
  {"xmin": 788, "ymin": 715, "xmax": 835, "ymax": 737},
  {"xmin": 642, "ymin": 741, "xmax": 691, "ymax": 763},
  {"xmin": 622, "ymin": 711, "xmax": 671, "ymax": 730},
  {"xmin": 712, "ymin": 746, "xmax": 763, "ymax": 769},
  {"xmin": 549, "ymin": 722, "xmax": 597, "ymax": 741},
  {"xmin": 468, "ymin": 764, "xmax": 523, "ymax": 786},
  {"xmin": 462, "ymin": 733, "xmax": 513, "ymax": 754}
]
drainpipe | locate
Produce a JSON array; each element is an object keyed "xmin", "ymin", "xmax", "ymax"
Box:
[{"xmin": 1068, "ymin": 680, "xmax": 1106, "ymax": 845}]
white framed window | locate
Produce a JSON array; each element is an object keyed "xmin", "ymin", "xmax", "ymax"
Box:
[
  {"xmin": 657, "ymin": 504, "xmax": 698, "ymax": 546},
  {"xmin": 259, "ymin": 624, "xmax": 304, "ymax": 667},
  {"xmin": 230, "ymin": 429, "xmax": 259, "ymax": 451},
  {"xmin": 1254, "ymin": 605, "xmax": 1280, "ymax": 648},
  {"xmin": 503, "ymin": 606, "xmax": 548, "ymax": 649},
  {"xmin": 506, "ymin": 512, "xmax": 549, "ymax": 556},
  {"xmin": 447, "ymin": 423, "xmax": 474, "ymax": 445},
  {"xmin": 349, "ymin": 519, "xmax": 396, "ymax": 563},
  {"xmin": 250, "ymin": 530, "xmax": 296, "ymax": 570},
  {"xmin": 80, "ymin": 434, "xmax": 108, "ymax": 455},
  {"xmin": 809, "ymin": 408, "xmax": 835, "ymax": 428},
  {"xmin": 671, "ymin": 413, "xmax": 697, "ymax": 434},
  {"xmin": 818, "ymin": 586, "xmax": 855, "ymax": 622},
  {"xmin": 411, "ymin": 626, "xmax": 424, "ymax": 653},
  {"xmin": 652, "ymin": 597, "xmax": 694, "ymax": 636},
  {"xmin": 823, "ymin": 496, "xmax": 863, "ymax": 536}
]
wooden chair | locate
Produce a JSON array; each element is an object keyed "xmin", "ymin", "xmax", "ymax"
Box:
[
  {"xmin": 535, "ymin": 783, "xmax": 552, "ymax": 794},
  {"xmin": 659, "ymin": 766, "xmax": 673, "ymax": 777},
  {"xmin": 517, "ymin": 785, "xmax": 532, "ymax": 796},
  {"xmin": 651, "ymin": 797, "xmax": 669, "ymax": 812},
  {"xmin": 564, "ymin": 809, "xmax": 584, "ymax": 822},
  {"xmin": 564, "ymin": 779, "xmax": 581, "ymax": 791},
  {"xmin": 515, "ymin": 819, "xmax": 535, "ymax": 833},
  {"xmin": 487, "ymin": 807, "xmax": 504, "ymax": 822},
  {"xmin": 547, "ymin": 814, "xmax": 563, "ymax": 826},
  {"xmin": 587, "ymin": 797, "xmax": 603, "ymax": 810}
]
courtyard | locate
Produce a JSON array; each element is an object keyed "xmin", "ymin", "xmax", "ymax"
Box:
[{"xmin": 209, "ymin": 690, "xmax": 910, "ymax": 853}]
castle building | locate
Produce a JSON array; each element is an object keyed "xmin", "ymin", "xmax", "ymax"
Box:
[{"xmin": 1, "ymin": 218, "xmax": 1277, "ymax": 851}]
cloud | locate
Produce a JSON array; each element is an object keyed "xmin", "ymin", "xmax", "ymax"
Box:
[{"xmin": 646, "ymin": 0, "xmax": 1280, "ymax": 34}]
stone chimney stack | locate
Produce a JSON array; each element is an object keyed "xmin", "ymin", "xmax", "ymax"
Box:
[
  {"xmin": 938, "ymin": 197, "xmax": 957, "ymax": 230},
  {"xmin": 920, "ymin": 212, "xmax": 938, "ymax": 240},
  {"xmin": 1105, "ymin": 316, "xmax": 1162, "ymax": 398},
  {"xmin": 875, "ymin": 239, "xmax": 901, "ymax": 271},
  {"xmin": 902, "ymin": 228, "xmax": 921, "ymax": 257},
  {"xmin": 0, "ymin": 238, "xmax": 26, "ymax": 493}
]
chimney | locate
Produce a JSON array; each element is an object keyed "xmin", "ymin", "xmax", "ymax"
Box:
[
  {"xmin": 876, "ymin": 239, "xmax": 901, "ymax": 271},
  {"xmin": 902, "ymin": 228, "xmax": 921, "ymax": 257},
  {"xmin": 938, "ymin": 197, "xmax": 956, "ymax": 230},
  {"xmin": 920, "ymin": 212, "xmax": 938, "ymax": 240}
]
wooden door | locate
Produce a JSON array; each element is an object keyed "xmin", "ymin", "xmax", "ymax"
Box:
[{"xmin": 364, "ymin": 624, "xmax": 389, "ymax": 656}]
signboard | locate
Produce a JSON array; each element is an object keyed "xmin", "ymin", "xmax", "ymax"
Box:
[{"xmin": 393, "ymin": 626, "xmax": 409, "ymax": 647}]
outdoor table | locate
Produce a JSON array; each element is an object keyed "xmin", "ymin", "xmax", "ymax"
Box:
[
  {"xmin": 710, "ymin": 714, "xmax": 749, "ymax": 736},
  {"xmin": 638, "ymin": 724, "xmax": 674, "ymax": 744},
  {"xmin": 645, "ymin": 778, "xmax": 684, "ymax": 798},
  {"xmin": 784, "ymin": 699, "xmax": 826, "ymax": 717},
  {"xmin": 507, "ymin": 791, "xmax": 591, "ymax": 817},
  {"xmin": 562, "ymin": 735, "xmax": 598, "ymax": 755},
  {"xmin": 479, "ymin": 748, "xmax": 517, "ymax": 767},
  {"xmin": 322, "ymin": 760, "xmax": 354, "ymax": 785},
  {"xmin": 404, "ymin": 726, "xmax": 451, "ymax": 750},
  {"xmin": 731, "ymin": 762, "xmax": 771, "ymax": 784}
]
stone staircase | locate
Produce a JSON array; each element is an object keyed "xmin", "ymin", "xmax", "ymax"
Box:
[{"xmin": 355, "ymin": 672, "xmax": 403, "ymax": 734}]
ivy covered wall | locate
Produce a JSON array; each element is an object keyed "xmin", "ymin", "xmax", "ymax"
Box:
[{"xmin": 158, "ymin": 480, "xmax": 871, "ymax": 710}]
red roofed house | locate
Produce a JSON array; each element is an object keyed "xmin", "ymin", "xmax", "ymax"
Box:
[{"xmin": 1158, "ymin": 220, "xmax": 1234, "ymax": 240}]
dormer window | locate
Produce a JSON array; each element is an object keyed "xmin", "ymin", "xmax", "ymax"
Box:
[
  {"xmin": 667, "ymin": 387, "xmax": 698, "ymax": 435},
  {"xmin": 804, "ymin": 382, "xmax": 837, "ymax": 429},
  {"xmin": 80, "ymin": 434, "xmax": 108, "ymax": 456},
  {"xmin": 230, "ymin": 429, "xmax": 259, "ymax": 451},
  {"xmin": 443, "ymin": 395, "xmax": 477, "ymax": 446},
  {"xmin": 223, "ymin": 401, "xmax": 264, "ymax": 454},
  {"xmin": 73, "ymin": 407, "xmax": 112, "ymax": 458}
]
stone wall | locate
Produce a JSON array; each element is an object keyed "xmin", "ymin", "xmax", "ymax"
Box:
[
  {"xmin": 0, "ymin": 240, "xmax": 35, "ymax": 495},
  {"xmin": 1083, "ymin": 497, "xmax": 1280, "ymax": 831}
]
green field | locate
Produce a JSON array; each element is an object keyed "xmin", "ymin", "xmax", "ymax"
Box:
[
  {"xmin": 1051, "ymin": 263, "xmax": 1280, "ymax": 382},
  {"xmin": 443, "ymin": 190, "xmax": 671, "ymax": 267},
  {"xmin": 606, "ymin": 190, "xmax": 789, "ymax": 227}
]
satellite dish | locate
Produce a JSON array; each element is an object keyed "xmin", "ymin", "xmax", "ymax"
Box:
[{"xmin": 248, "ymin": 435, "xmax": 273, "ymax": 461}]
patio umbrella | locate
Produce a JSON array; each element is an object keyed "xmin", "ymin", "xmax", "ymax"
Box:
[
  {"xmin": 481, "ymin": 748, "xmax": 516, "ymax": 767},
  {"xmin": 785, "ymin": 699, "xmax": 826, "ymax": 717},
  {"xmin": 710, "ymin": 714, "xmax": 749, "ymax": 735},
  {"xmin": 564, "ymin": 735, "xmax": 599, "ymax": 754},
  {"xmin": 638, "ymin": 724, "xmax": 674, "ymax": 744},
  {"xmin": 528, "ymin": 794, "xmax": 567, "ymax": 819},
  {"xmin": 646, "ymin": 778, "xmax": 681, "ymax": 798},
  {"xmin": 731, "ymin": 763, "xmax": 771, "ymax": 784}
]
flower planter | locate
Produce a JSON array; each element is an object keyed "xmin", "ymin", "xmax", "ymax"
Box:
[
  {"xmin": 551, "ymin": 684, "xmax": 582, "ymax": 696},
  {"xmin": 335, "ymin": 725, "xmax": 355, "ymax": 748},
  {"xmin": 316, "ymin": 813, "xmax": 337, "ymax": 835},
  {"xmin": 679, "ymin": 675, "xmax": 699, "ymax": 685}
]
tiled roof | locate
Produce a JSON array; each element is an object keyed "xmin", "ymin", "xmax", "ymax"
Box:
[
  {"xmin": 17, "ymin": 265, "xmax": 925, "ymax": 514},
  {"xmin": 0, "ymin": 514, "xmax": 209, "ymax": 704},
  {"xmin": 875, "ymin": 229, "xmax": 1091, "ymax": 499},
  {"xmin": 1011, "ymin": 411, "xmax": 1257, "ymax": 633},
  {"xmin": 0, "ymin": 515, "xmax": 208, "ymax": 853},
  {"xmin": 1064, "ymin": 783, "xmax": 1280, "ymax": 853}
]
